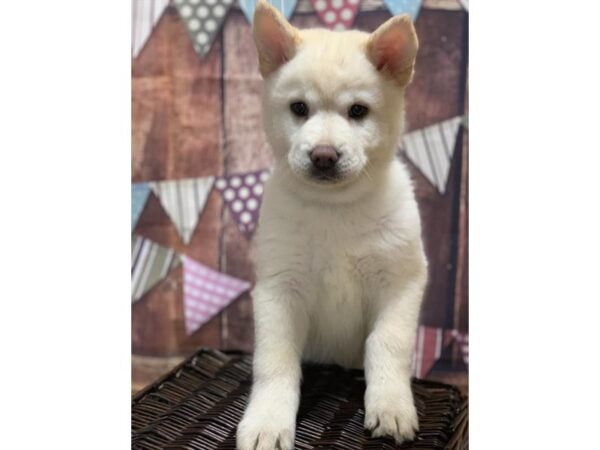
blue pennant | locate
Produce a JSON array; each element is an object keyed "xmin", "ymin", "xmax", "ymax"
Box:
[
  {"xmin": 383, "ymin": 0, "xmax": 422, "ymax": 20},
  {"xmin": 132, "ymin": 183, "xmax": 151, "ymax": 231},
  {"xmin": 238, "ymin": 0, "xmax": 298, "ymax": 23}
]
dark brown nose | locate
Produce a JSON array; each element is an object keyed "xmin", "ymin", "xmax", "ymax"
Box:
[{"xmin": 310, "ymin": 146, "xmax": 339, "ymax": 170}]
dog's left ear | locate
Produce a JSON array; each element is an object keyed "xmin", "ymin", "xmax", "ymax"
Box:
[
  {"xmin": 253, "ymin": 0, "xmax": 301, "ymax": 78},
  {"xmin": 367, "ymin": 14, "xmax": 419, "ymax": 86}
]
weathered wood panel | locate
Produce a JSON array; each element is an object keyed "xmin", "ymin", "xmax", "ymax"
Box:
[
  {"xmin": 131, "ymin": 6, "xmax": 224, "ymax": 355},
  {"xmin": 219, "ymin": 11, "xmax": 274, "ymax": 350}
]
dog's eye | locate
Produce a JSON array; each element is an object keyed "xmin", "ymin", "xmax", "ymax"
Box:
[
  {"xmin": 348, "ymin": 104, "xmax": 369, "ymax": 120},
  {"xmin": 290, "ymin": 101, "xmax": 309, "ymax": 118}
]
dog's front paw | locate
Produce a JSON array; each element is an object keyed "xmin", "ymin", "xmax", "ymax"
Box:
[
  {"xmin": 364, "ymin": 388, "xmax": 419, "ymax": 444},
  {"xmin": 236, "ymin": 405, "xmax": 295, "ymax": 450}
]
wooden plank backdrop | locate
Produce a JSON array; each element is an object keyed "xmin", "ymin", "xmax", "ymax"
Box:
[{"xmin": 131, "ymin": 3, "xmax": 468, "ymax": 388}]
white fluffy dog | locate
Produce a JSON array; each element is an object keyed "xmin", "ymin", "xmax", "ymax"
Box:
[{"xmin": 237, "ymin": 1, "xmax": 427, "ymax": 449}]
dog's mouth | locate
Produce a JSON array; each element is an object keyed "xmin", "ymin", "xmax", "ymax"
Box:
[{"xmin": 309, "ymin": 168, "xmax": 343, "ymax": 184}]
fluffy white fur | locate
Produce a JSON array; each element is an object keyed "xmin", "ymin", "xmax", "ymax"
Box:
[{"xmin": 237, "ymin": 2, "xmax": 427, "ymax": 449}]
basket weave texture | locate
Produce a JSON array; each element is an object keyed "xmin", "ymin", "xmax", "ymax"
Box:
[{"xmin": 132, "ymin": 349, "xmax": 468, "ymax": 449}]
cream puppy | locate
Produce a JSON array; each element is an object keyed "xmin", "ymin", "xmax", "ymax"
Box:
[{"xmin": 237, "ymin": 1, "xmax": 427, "ymax": 449}]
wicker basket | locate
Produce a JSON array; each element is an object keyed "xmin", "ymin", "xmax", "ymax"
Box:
[{"xmin": 132, "ymin": 349, "xmax": 468, "ymax": 449}]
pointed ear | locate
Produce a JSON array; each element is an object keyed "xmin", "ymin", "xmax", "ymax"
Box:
[
  {"xmin": 252, "ymin": 0, "xmax": 301, "ymax": 78},
  {"xmin": 367, "ymin": 14, "xmax": 419, "ymax": 86}
]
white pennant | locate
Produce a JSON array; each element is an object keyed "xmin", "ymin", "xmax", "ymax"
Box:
[
  {"xmin": 131, "ymin": 0, "xmax": 169, "ymax": 58},
  {"xmin": 149, "ymin": 177, "xmax": 215, "ymax": 245},
  {"xmin": 401, "ymin": 116, "xmax": 462, "ymax": 194}
]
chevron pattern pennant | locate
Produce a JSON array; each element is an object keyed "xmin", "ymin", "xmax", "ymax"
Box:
[
  {"xmin": 149, "ymin": 177, "xmax": 215, "ymax": 245},
  {"xmin": 239, "ymin": 0, "xmax": 298, "ymax": 23},
  {"xmin": 131, "ymin": 0, "xmax": 169, "ymax": 58},
  {"xmin": 214, "ymin": 169, "xmax": 270, "ymax": 238},
  {"xmin": 132, "ymin": 183, "xmax": 151, "ymax": 231},
  {"xmin": 412, "ymin": 326, "xmax": 455, "ymax": 379},
  {"xmin": 401, "ymin": 116, "xmax": 462, "ymax": 194},
  {"xmin": 131, "ymin": 236, "xmax": 181, "ymax": 303},
  {"xmin": 174, "ymin": 0, "xmax": 234, "ymax": 58},
  {"xmin": 311, "ymin": 0, "xmax": 361, "ymax": 30},
  {"xmin": 383, "ymin": 0, "xmax": 422, "ymax": 20},
  {"xmin": 183, "ymin": 256, "xmax": 251, "ymax": 335}
]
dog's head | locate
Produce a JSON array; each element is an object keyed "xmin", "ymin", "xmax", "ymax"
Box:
[{"xmin": 253, "ymin": 0, "xmax": 418, "ymax": 198}]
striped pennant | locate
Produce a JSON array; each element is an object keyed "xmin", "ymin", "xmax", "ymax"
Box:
[
  {"xmin": 412, "ymin": 326, "xmax": 455, "ymax": 379},
  {"xmin": 311, "ymin": 0, "xmax": 361, "ymax": 30},
  {"xmin": 214, "ymin": 170, "xmax": 270, "ymax": 239},
  {"xmin": 131, "ymin": 0, "xmax": 169, "ymax": 58},
  {"xmin": 149, "ymin": 177, "xmax": 215, "ymax": 245},
  {"xmin": 239, "ymin": 0, "xmax": 298, "ymax": 23},
  {"xmin": 131, "ymin": 236, "xmax": 181, "ymax": 303},
  {"xmin": 132, "ymin": 183, "xmax": 151, "ymax": 231},
  {"xmin": 382, "ymin": 0, "xmax": 422, "ymax": 20},
  {"xmin": 183, "ymin": 256, "xmax": 251, "ymax": 335},
  {"xmin": 401, "ymin": 116, "xmax": 462, "ymax": 194},
  {"xmin": 174, "ymin": 0, "xmax": 234, "ymax": 59}
]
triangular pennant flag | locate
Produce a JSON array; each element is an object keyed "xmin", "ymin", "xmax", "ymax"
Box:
[
  {"xmin": 412, "ymin": 326, "xmax": 455, "ymax": 379},
  {"xmin": 311, "ymin": 0, "xmax": 361, "ymax": 30},
  {"xmin": 401, "ymin": 116, "xmax": 462, "ymax": 194},
  {"xmin": 149, "ymin": 177, "xmax": 215, "ymax": 245},
  {"xmin": 382, "ymin": 0, "xmax": 422, "ymax": 20},
  {"xmin": 132, "ymin": 183, "xmax": 151, "ymax": 231},
  {"xmin": 182, "ymin": 256, "xmax": 251, "ymax": 335},
  {"xmin": 215, "ymin": 169, "xmax": 270, "ymax": 238},
  {"xmin": 239, "ymin": 0, "xmax": 298, "ymax": 23},
  {"xmin": 459, "ymin": 0, "xmax": 468, "ymax": 12},
  {"xmin": 131, "ymin": 235, "xmax": 181, "ymax": 303},
  {"xmin": 132, "ymin": 0, "xmax": 169, "ymax": 58},
  {"xmin": 174, "ymin": 0, "xmax": 234, "ymax": 58}
]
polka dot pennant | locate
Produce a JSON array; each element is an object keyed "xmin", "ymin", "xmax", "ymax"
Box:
[
  {"xmin": 238, "ymin": 0, "xmax": 298, "ymax": 24},
  {"xmin": 311, "ymin": 0, "xmax": 361, "ymax": 31},
  {"xmin": 174, "ymin": 0, "xmax": 234, "ymax": 59},
  {"xmin": 383, "ymin": 0, "xmax": 422, "ymax": 20},
  {"xmin": 214, "ymin": 169, "xmax": 270, "ymax": 239}
]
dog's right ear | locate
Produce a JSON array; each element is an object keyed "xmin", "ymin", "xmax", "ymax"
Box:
[{"xmin": 252, "ymin": 0, "xmax": 301, "ymax": 78}]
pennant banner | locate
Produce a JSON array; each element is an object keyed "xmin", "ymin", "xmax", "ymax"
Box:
[
  {"xmin": 150, "ymin": 176, "xmax": 215, "ymax": 245},
  {"xmin": 412, "ymin": 326, "xmax": 455, "ymax": 379},
  {"xmin": 132, "ymin": 183, "xmax": 151, "ymax": 231},
  {"xmin": 183, "ymin": 256, "xmax": 251, "ymax": 335},
  {"xmin": 215, "ymin": 169, "xmax": 270, "ymax": 238},
  {"xmin": 132, "ymin": 235, "xmax": 181, "ymax": 303},
  {"xmin": 239, "ymin": 0, "xmax": 298, "ymax": 23},
  {"xmin": 401, "ymin": 116, "xmax": 462, "ymax": 194},
  {"xmin": 132, "ymin": 0, "xmax": 169, "ymax": 58},
  {"xmin": 174, "ymin": 0, "xmax": 234, "ymax": 58},
  {"xmin": 311, "ymin": 0, "xmax": 361, "ymax": 30},
  {"xmin": 383, "ymin": 0, "xmax": 422, "ymax": 19}
]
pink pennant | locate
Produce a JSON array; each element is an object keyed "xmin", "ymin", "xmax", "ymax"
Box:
[
  {"xmin": 182, "ymin": 256, "xmax": 251, "ymax": 335},
  {"xmin": 413, "ymin": 326, "xmax": 458, "ymax": 379},
  {"xmin": 311, "ymin": 0, "xmax": 361, "ymax": 30}
]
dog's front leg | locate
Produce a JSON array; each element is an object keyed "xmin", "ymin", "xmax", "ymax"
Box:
[
  {"xmin": 363, "ymin": 279, "xmax": 424, "ymax": 444},
  {"xmin": 237, "ymin": 283, "xmax": 308, "ymax": 450}
]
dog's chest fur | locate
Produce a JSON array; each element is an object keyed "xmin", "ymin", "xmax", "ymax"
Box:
[{"xmin": 255, "ymin": 163, "xmax": 418, "ymax": 369}]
